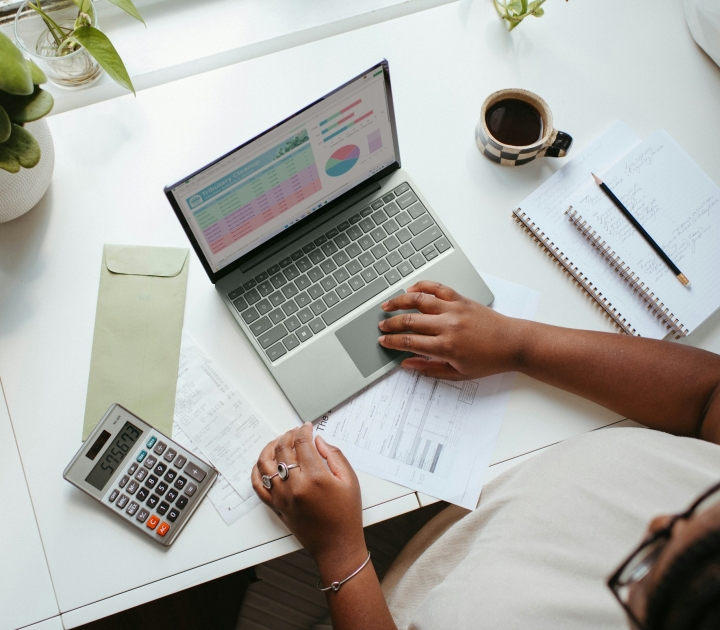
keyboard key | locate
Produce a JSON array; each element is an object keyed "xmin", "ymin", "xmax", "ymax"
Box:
[
  {"xmin": 323, "ymin": 291, "xmax": 340, "ymax": 307},
  {"xmin": 163, "ymin": 449, "xmax": 177, "ymax": 463},
  {"xmin": 135, "ymin": 467, "xmax": 148, "ymax": 481},
  {"xmin": 410, "ymin": 253, "xmax": 426, "ymax": 269},
  {"xmin": 382, "ymin": 193, "xmax": 395, "ymax": 203},
  {"xmin": 333, "ymin": 267, "xmax": 350, "ymax": 283},
  {"xmin": 174, "ymin": 455, "xmax": 187, "ymax": 469},
  {"xmin": 270, "ymin": 273, "xmax": 287, "ymax": 289},
  {"xmin": 174, "ymin": 476, "xmax": 187, "ymax": 490},
  {"xmin": 266, "ymin": 342, "xmax": 287, "ymax": 361},
  {"xmin": 322, "ymin": 277, "xmax": 390, "ymax": 326},
  {"xmin": 291, "ymin": 249, "xmax": 304, "ymax": 260},
  {"xmin": 370, "ymin": 227, "xmax": 386, "ymax": 243},
  {"xmin": 295, "ymin": 274, "xmax": 311, "ymax": 290},
  {"xmin": 320, "ymin": 276, "xmax": 337, "ymax": 291},
  {"xmin": 308, "ymin": 267, "xmax": 324, "ymax": 283},
  {"xmin": 127, "ymin": 481, "xmax": 139, "ymax": 495},
  {"xmin": 396, "ymin": 212, "xmax": 411, "ymax": 227},
  {"xmin": 310, "ymin": 299, "xmax": 327, "ymax": 315},
  {"xmin": 279, "ymin": 257, "xmax": 292, "ymax": 267},
  {"xmin": 243, "ymin": 279, "xmax": 257, "ymax": 291},
  {"xmin": 384, "ymin": 200, "xmax": 401, "ymax": 216},
  {"xmin": 297, "ymin": 308, "xmax": 313, "ymax": 324},
  {"xmin": 370, "ymin": 200, "xmax": 384, "ymax": 210},
  {"xmin": 284, "ymin": 315, "xmax": 300, "ymax": 331},
  {"xmin": 397, "ymin": 261, "xmax": 413, "ymax": 276},
  {"xmin": 167, "ymin": 508, "xmax": 180, "ymax": 523},
  {"xmin": 423, "ymin": 246, "xmax": 439, "ymax": 260},
  {"xmin": 347, "ymin": 225, "xmax": 363, "ymax": 240},
  {"xmin": 295, "ymin": 292, "xmax": 311, "ymax": 308},
  {"xmin": 411, "ymin": 225, "xmax": 443, "ymax": 251},
  {"xmin": 396, "ymin": 228, "xmax": 412, "ymax": 243},
  {"xmin": 177, "ymin": 495, "xmax": 190, "ymax": 508},
  {"xmin": 396, "ymin": 191, "xmax": 418, "ymax": 209},
  {"xmin": 156, "ymin": 481, "xmax": 168, "ymax": 496},
  {"xmin": 166, "ymin": 488, "xmax": 178, "ymax": 502},
  {"xmin": 408, "ymin": 202, "xmax": 427, "ymax": 219},
  {"xmin": 349, "ymin": 274, "xmax": 366, "ymax": 291},
  {"xmin": 126, "ymin": 501, "xmax": 139, "ymax": 516},
  {"xmin": 361, "ymin": 267, "xmax": 378, "ymax": 282},
  {"xmin": 145, "ymin": 475, "xmax": 158, "ymax": 489},
  {"xmin": 333, "ymin": 250, "xmax": 350, "ymax": 266},
  {"xmin": 267, "ymin": 266, "xmax": 281, "ymax": 276},
  {"xmin": 320, "ymin": 259, "xmax": 337, "ymax": 274},
  {"xmin": 314, "ymin": 235, "xmax": 327, "ymax": 246},
  {"xmin": 185, "ymin": 463, "xmax": 207, "ymax": 483},
  {"xmin": 136, "ymin": 487, "xmax": 149, "ymax": 502},
  {"xmin": 358, "ymin": 235, "xmax": 374, "ymax": 250},
  {"xmin": 346, "ymin": 260, "xmax": 363, "ymax": 275},
  {"xmin": 308, "ymin": 284, "xmax": 324, "ymax": 300},
  {"xmin": 164, "ymin": 469, "xmax": 177, "ymax": 483},
  {"xmin": 157, "ymin": 522, "xmax": 170, "ymax": 537},
  {"xmin": 296, "ymin": 326, "xmax": 313, "ymax": 342},
  {"xmin": 338, "ymin": 220, "xmax": 350, "ymax": 231},
  {"xmin": 109, "ymin": 489, "xmax": 119, "ymax": 503},
  {"xmin": 383, "ymin": 235, "xmax": 401, "ymax": 251},
  {"xmin": 321, "ymin": 241, "xmax": 338, "ymax": 256},
  {"xmin": 232, "ymin": 296, "xmax": 248, "ymax": 312},
  {"xmin": 374, "ymin": 259, "xmax": 391, "ymax": 275},
  {"xmin": 372, "ymin": 209, "xmax": 388, "ymax": 225},
  {"xmin": 371, "ymin": 244, "xmax": 388, "ymax": 259},
  {"xmin": 242, "ymin": 307, "xmax": 259, "ymax": 324},
  {"xmin": 309, "ymin": 318, "xmax": 326, "ymax": 334},
  {"xmin": 258, "ymin": 323, "xmax": 288, "ymax": 349},
  {"xmin": 296, "ymin": 257, "xmax": 312, "ymax": 272},
  {"xmin": 143, "ymin": 455, "xmax": 157, "ymax": 469},
  {"xmin": 119, "ymin": 475, "xmax": 129, "ymax": 488},
  {"xmin": 334, "ymin": 233, "xmax": 351, "ymax": 248},
  {"xmin": 256, "ymin": 299, "xmax": 272, "ymax": 315},
  {"xmin": 349, "ymin": 213, "xmax": 362, "ymax": 224},
  {"xmin": 136, "ymin": 508, "xmax": 149, "ymax": 523},
  {"xmin": 245, "ymin": 288, "xmax": 261, "ymax": 304},
  {"xmin": 228, "ymin": 286, "xmax": 244, "ymax": 301},
  {"xmin": 325, "ymin": 227, "xmax": 339, "ymax": 239},
  {"xmin": 249, "ymin": 316, "xmax": 272, "ymax": 336},
  {"xmin": 268, "ymin": 308, "xmax": 285, "ymax": 325},
  {"xmin": 399, "ymin": 244, "xmax": 414, "ymax": 259},
  {"xmin": 308, "ymin": 250, "xmax": 325, "ymax": 265},
  {"xmin": 435, "ymin": 237, "xmax": 452, "ymax": 253},
  {"xmin": 282, "ymin": 283, "xmax": 299, "ymax": 298},
  {"xmin": 359, "ymin": 218, "xmax": 375, "ymax": 233},
  {"xmin": 283, "ymin": 265, "xmax": 300, "ymax": 280},
  {"xmin": 336, "ymin": 283, "xmax": 352, "ymax": 299},
  {"xmin": 269, "ymin": 291, "xmax": 286, "ymax": 307},
  {"xmin": 385, "ymin": 268, "xmax": 402, "ymax": 285},
  {"xmin": 302, "ymin": 242, "xmax": 316, "ymax": 253},
  {"xmin": 393, "ymin": 182, "xmax": 410, "ymax": 195},
  {"xmin": 346, "ymin": 242, "xmax": 362, "ymax": 258},
  {"xmin": 116, "ymin": 494, "xmax": 129, "ymax": 509},
  {"xmin": 383, "ymin": 219, "xmax": 399, "ymax": 234},
  {"xmin": 157, "ymin": 501, "xmax": 169, "ymax": 516},
  {"xmin": 282, "ymin": 300, "xmax": 299, "ymax": 316},
  {"xmin": 409, "ymin": 215, "xmax": 434, "ymax": 236},
  {"xmin": 361, "ymin": 206, "xmax": 374, "ymax": 216},
  {"xmin": 358, "ymin": 252, "xmax": 375, "ymax": 267},
  {"xmin": 257, "ymin": 280, "xmax": 273, "ymax": 296},
  {"xmin": 146, "ymin": 514, "xmax": 160, "ymax": 530},
  {"xmin": 255, "ymin": 271, "xmax": 269, "ymax": 282},
  {"xmin": 283, "ymin": 334, "xmax": 300, "ymax": 351}
]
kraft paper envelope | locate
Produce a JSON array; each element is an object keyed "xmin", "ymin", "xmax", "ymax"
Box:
[{"xmin": 82, "ymin": 245, "xmax": 189, "ymax": 440}]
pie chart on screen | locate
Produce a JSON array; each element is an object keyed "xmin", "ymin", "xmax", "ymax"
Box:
[{"xmin": 325, "ymin": 145, "xmax": 360, "ymax": 177}]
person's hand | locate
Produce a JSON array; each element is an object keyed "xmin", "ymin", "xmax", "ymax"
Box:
[
  {"xmin": 251, "ymin": 423, "xmax": 367, "ymax": 573},
  {"xmin": 377, "ymin": 281, "xmax": 528, "ymax": 380}
]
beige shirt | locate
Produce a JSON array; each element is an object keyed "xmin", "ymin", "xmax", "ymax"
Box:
[{"xmin": 383, "ymin": 428, "xmax": 720, "ymax": 630}]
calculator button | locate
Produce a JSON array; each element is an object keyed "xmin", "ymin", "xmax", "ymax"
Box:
[
  {"xmin": 146, "ymin": 494, "xmax": 159, "ymax": 509},
  {"xmin": 166, "ymin": 489, "xmax": 178, "ymax": 503},
  {"xmin": 136, "ymin": 508, "xmax": 149, "ymax": 523},
  {"xmin": 146, "ymin": 436, "xmax": 157, "ymax": 449},
  {"xmin": 126, "ymin": 501, "xmax": 139, "ymax": 516},
  {"xmin": 173, "ymin": 455, "xmax": 187, "ymax": 469},
  {"xmin": 176, "ymin": 496, "xmax": 189, "ymax": 510},
  {"xmin": 143, "ymin": 455, "xmax": 157, "ymax": 469},
  {"xmin": 157, "ymin": 501, "xmax": 169, "ymax": 516},
  {"xmin": 156, "ymin": 482, "xmax": 168, "ymax": 496},
  {"xmin": 184, "ymin": 483, "xmax": 197, "ymax": 497},
  {"xmin": 157, "ymin": 522, "xmax": 170, "ymax": 537},
  {"xmin": 184, "ymin": 462, "xmax": 207, "ymax": 483},
  {"xmin": 164, "ymin": 469, "xmax": 177, "ymax": 483},
  {"xmin": 116, "ymin": 494, "xmax": 129, "ymax": 509},
  {"xmin": 128, "ymin": 463, "xmax": 138, "ymax": 475},
  {"xmin": 126, "ymin": 481, "xmax": 139, "ymax": 495},
  {"xmin": 174, "ymin": 476, "xmax": 187, "ymax": 490},
  {"xmin": 146, "ymin": 515, "xmax": 160, "ymax": 530},
  {"xmin": 167, "ymin": 508, "xmax": 180, "ymax": 522},
  {"xmin": 154, "ymin": 441, "xmax": 167, "ymax": 456},
  {"xmin": 136, "ymin": 450, "xmax": 147, "ymax": 462},
  {"xmin": 118, "ymin": 475, "xmax": 129, "ymax": 488},
  {"xmin": 135, "ymin": 468, "xmax": 148, "ymax": 482},
  {"xmin": 154, "ymin": 463, "xmax": 167, "ymax": 476},
  {"xmin": 145, "ymin": 475, "xmax": 158, "ymax": 489},
  {"xmin": 108, "ymin": 489, "xmax": 119, "ymax": 503},
  {"xmin": 164, "ymin": 448, "xmax": 177, "ymax": 462},
  {"xmin": 136, "ymin": 487, "xmax": 149, "ymax": 502}
]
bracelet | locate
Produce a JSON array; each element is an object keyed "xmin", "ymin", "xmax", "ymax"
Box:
[{"xmin": 316, "ymin": 551, "xmax": 372, "ymax": 592}]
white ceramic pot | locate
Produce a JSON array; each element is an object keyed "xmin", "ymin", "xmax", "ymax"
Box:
[{"xmin": 0, "ymin": 119, "xmax": 55, "ymax": 223}]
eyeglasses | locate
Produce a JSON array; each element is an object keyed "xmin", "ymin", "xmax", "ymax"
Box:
[{"xmin": 607, "ymin": 480, "xmax": 720, "ymax": 630}]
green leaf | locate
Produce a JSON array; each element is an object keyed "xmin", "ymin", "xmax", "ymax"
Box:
[
  {"xmin": 70, "ymin": 0, "xmax": 92, "ymax": 11},
  {"xmin": 0, "ymin": 105, "xmax": 10, "ymax": 143},
  {"xmin": 0, "ymin": 32, "xmax": 33, "ymax": 96},
  {"xmin": 0, "ymin": 123, "xmax": 41, "ymax": 172},
  {"xmin": 0, "ymin": 85, "xmax": 54, "ymax": 123},
  {"xmin": 106, "ymin": 0, "xmax": 145, "ymax": 24},
  {"xmin": 521, "ymin": 0, "xmax": 528, "ymax": 13},
  {"xmin": 507, "ymin": 0, "xmax": 523, "ymax": 16},
  {"xmin": 72, "ymin": 26, "xmax": 135, "ymax": 94},
  {"xmin": 533, "ymin": 8, "xmax": 544, "ymax": 16},
  {"xmin": 26, "ymin": 59, "xmax": 47, "ymax": 85}
]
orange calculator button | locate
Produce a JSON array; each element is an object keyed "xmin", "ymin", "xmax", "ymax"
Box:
[
  {"xmin": 146, "ymin": 515, "xmax": 160, "ymax": 530},
  {"xmin": 157, "ymin": 522, "xmax": 170, "ymax": 537}
]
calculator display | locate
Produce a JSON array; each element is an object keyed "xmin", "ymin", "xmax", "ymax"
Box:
[{"xmin": 85, "ymin": 421, "xmax": 142, "ymax": 491}]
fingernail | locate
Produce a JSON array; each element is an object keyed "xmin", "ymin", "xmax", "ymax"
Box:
[
  {"xmin": 381, "ymin": 301, "xmax": 389, "ymax": 310},
  {"xmin": 378, "ymin": 320, "xmax": 385, "ymax": 330},
  {"xmin": 378, "ymin": 335, "xmax": 385, "ymax": 344}
]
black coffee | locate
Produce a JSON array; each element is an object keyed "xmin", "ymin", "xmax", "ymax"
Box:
[{"xmin": 485, "ymin": 98, "xmax": 543, "ymax": 147}]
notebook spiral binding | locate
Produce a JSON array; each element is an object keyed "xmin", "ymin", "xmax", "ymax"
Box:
[{"xmin": 512, "ymin": 208, "xmax": 687, "ymax": 339}]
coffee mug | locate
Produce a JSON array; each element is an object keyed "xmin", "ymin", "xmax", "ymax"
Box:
[{"xmin": 475, "ymin": 88, "xmax": 573, "ymax": 166}]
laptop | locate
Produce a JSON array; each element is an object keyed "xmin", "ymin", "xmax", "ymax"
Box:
[{"xmin": 165, "ymin": 60, "xmax": 494, "ymax": 421}]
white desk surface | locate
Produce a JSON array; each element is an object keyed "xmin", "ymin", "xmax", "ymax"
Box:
[{"xmin": 1, "ymin": 0, "xmax": 720, "ymax": 626}]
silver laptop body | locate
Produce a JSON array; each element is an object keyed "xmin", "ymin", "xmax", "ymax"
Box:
[{"xmin": 165, "ymin": 61, "xmax": 494, "ymax": 421}]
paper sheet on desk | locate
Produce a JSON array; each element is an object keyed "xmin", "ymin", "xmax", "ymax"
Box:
[
  {"xmin": 172, "ymin": 333, "xmax": 276, "ymax": 524},
  {"xmin": 314, "ymin": 275, "xmax": 540, "ymax": 509}
]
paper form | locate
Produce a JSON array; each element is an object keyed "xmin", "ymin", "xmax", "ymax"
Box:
[
  {"xmin": 173, "ymin": 332, "xmax": 276, "ymax": 522},
  {"xmin": 315, "ymin": 275, "xmax": 540, "ymax": 509}
]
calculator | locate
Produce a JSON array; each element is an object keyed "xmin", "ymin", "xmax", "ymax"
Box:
[{"xmin": 64, "ymin": 404, "xmax": 218, "ymax": 546}]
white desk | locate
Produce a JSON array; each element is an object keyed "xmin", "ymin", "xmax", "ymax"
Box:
[{"xmin": 1, "ymin": 0, "xmax": 719, "ymax": 627}]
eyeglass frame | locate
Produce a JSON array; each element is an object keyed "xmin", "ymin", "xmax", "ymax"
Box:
[{"xmin": 607, "ymin": 480, "xmax": 720, "ymax": 630}]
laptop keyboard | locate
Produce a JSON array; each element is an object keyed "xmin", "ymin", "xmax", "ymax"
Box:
[{"xmin": 226, "ymin": 182, "xmax": 453, "ymax": 362}]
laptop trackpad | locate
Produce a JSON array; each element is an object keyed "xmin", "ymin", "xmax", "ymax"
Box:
[{"xmin": 335, "ymin": 290, "xmax": 415, "ymax": 378}]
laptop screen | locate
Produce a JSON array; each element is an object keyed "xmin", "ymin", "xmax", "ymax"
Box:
[{"xmin": 167, "ymin": 62, "xmax": 398, "ymax": 277}]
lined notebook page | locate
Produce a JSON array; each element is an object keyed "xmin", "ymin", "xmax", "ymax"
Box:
[
  {"xmin": 569, "ymin": 131, "xmax": 720, "ymax": 334},
  {"xmin": 517, "ymin": 122, "xmax": 669, "ymax": 338}
]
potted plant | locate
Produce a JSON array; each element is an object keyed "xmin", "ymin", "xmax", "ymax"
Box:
[
  {"xmin": 0, "ymin": 31, "xmax": 55, "ymax": 222},
  {"xmin": 494, "ymin": 0, "xmax": 548, "ymax": 30},
  {"xmin": 13, "ymin": 0, "xmax": 142, "ymax": 92}
]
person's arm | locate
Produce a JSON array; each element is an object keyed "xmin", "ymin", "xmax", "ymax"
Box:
[
  {"xmin": 377, "ymin": 281, "xmax": 720, "ymax": 445},
  {"xmin": 252, "ymin": 423, "xmax": 397, "ymax": 630}
]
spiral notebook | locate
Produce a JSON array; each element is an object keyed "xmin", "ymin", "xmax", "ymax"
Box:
[{"xmin": 513, "ymin": 122, "xmax": 720, "ymax": 339}]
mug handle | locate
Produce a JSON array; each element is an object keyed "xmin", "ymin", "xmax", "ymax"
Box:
[{"xmin": 542, "ymin": 130, "xmax": 573, "ymax": 158}]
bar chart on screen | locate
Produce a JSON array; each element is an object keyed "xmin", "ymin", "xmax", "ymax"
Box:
[
  {"xmin": 319, "ymin": 97, "xmax": 376, "ymax": 144},
  {"xmin": 367, "ymin": 129, "xmax": 382, "ymax": 153}
]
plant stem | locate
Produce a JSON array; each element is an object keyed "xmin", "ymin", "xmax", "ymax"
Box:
[{"xmin": 27, "ymin": 2, "xmax": 69, "ymax": 50}]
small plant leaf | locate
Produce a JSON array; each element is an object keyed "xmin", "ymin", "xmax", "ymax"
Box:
[
  {"xmin": 521, "ymin": 0, "xmax": 528, "ymax": 13},
  {"xmin": 507, "ymin": 0, "xmax": 523, "ymax": 16},
  {"xmin": 1, "ymin": 85, "xmax": 54, "ymax": 123},
  {"xmin": 26, "ymin": 59, "xmax": 47, "ymax": 85},
  {"xmin": 72, "ymin": 26, "xmax": 135, "ymax": 94},
  {"xmin": 0, "ymin": 123, "xmax": 41, "ymax": 172},
  {"xmin": 533, "ymin": 8, "xmax": 544, "ymax": 16},
  {"xmin": 70, "ymin": 0, "xmax": 92, "ymax": 11},
  {"xmin": 0, "ymin": 32, "xmax": 34, "ymax": 96},
  {"xmin": 0, "ymin": 105, "xmax": 11, "ymax": 143},
  {"xmin": 106, "ymin": 0, "xmax": 145, "ymax": 24}
]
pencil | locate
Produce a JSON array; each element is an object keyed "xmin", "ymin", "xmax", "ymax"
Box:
[{"xmin": 591, "ymin": 173, "xmax": 690, "ymax": 287}]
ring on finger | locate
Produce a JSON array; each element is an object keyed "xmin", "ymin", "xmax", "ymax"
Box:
[
  {"xmin": 277, "ymin": 462, "xmax": 299, "ymax": 481},
  {"xmin": 262, "ymin": 471, "xmax": 280, "ymax": 489}
]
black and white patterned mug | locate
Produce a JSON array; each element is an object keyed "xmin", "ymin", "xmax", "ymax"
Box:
[{"xmin": 476, "ymin": 88, "xmax": 572, "ymax": 166}]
